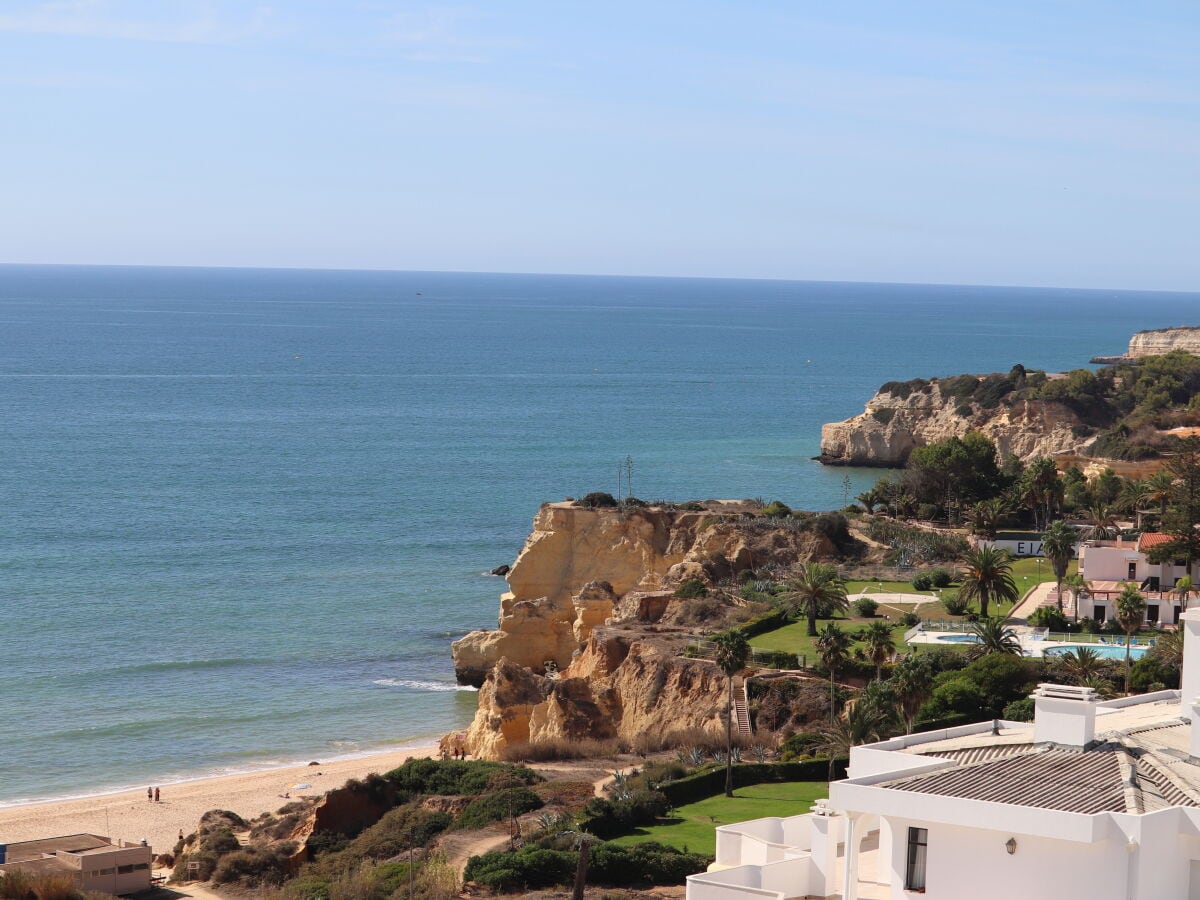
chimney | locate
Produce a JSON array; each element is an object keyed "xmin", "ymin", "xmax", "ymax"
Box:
[
  {"xmin": 1033, "ymin": 684, "xmax": 1098, "ymax": 749},
  {"xmin": 1179, "ymin": 609, "xmax": 1200, "ymax": 719}
]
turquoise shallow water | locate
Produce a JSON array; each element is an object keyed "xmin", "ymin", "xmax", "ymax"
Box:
[{"xmin": 1, "ymin": 265, "xmax": 1197, "ymax": 804}]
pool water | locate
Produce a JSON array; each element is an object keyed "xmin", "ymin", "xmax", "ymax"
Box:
[
  {"xmin": 935, "ymin": 634, "xmax": 981, "ymax": 644},
  {"xmin": 1042, "ymin": 643, "xmax": 1148, "ymax": 661}
]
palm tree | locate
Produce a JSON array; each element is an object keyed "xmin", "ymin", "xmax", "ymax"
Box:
[
  {"xmin": 813, "ymin": 697, "xmax": 894, "ymax": 782},
  {"xmin": 1114, "ymin": 584, "xmax": 1147, "ymax": 695},
  {"xmin": 1146, "ymin": 470, "xmax": 1175, "ymax": 520},
  {"xmin": 862, "ymin": 621, "xmax": 897, "ymax": 681},
  {"xmin": 958, "ymin": 546, "xmax": 1018, "ymax": 618},
  {"xmin": 1079, "ymin": 673, "xmax": 1116, "ymax": 700},
  {"xmin": 1174, "ymin": 575, "xmax": 1194, "ymax": 614},
  {"xmin": 967, "ymin": 616, "xmax": 1023, "ymax": 659},
  {"xmin": 815, "ymin": 622, "xmax": 854, "ymax": 722},
  {"xmin": 1150, "ymin": 627, "xmax": 1183, "ymax": 672},
  {"xmin": 891, "ymin": 655, "xmax": 935, "ymax": 734},
  {"xmin": 857, "ymin": 486, "xmax": 882, "ymax": 515},
  {"xmin": 968, "ymin": 498, "xmax": 1008, "ymax": 539},
  {"xmin": 782, "ymin": 562, "xmax": 849, "ymax": 637},
  {"xmin": 712, "ymin": 630, "xmax": 750, "ymax": 798},
  {"xmin": 1041, "ymin": 520, "xmax": 1077, "ymax": 613},
  {"xmin": 1119, "ymin": 479, "xmax": 1152, "ymax": 530},
  {"xmin": 1086, "ymin": 503, "xmax": 1120, "ymax": 541},
  {"xmin": 1054, "ymin": 646, "xmax": 1111, "ymax": 685}
]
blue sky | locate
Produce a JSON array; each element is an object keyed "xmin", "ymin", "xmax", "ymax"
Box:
[{"xmin": 1, "ymin": 1, "xmax": 1197, "ymax": 289}]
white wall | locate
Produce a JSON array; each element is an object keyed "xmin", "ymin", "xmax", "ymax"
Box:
[{"xmin": 879, "ymin": 815, "xmax": 1126, "ymax": 900}]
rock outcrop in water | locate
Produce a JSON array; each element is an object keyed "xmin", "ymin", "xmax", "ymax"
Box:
[
  {"xmin": 818, "ymin": 378, "xmax": 1086, "ymax": 467},
  {"xmin": 451, "ymin": 500, "xmax": 842, "ymax": 758},
  {"xmin": 1092, "ymin": 326, "xmax": 1200, "ymax": 363}
]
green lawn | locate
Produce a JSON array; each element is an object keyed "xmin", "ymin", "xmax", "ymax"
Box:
[
  {"xmin": 748, "ymin": 558, "xmax": 1074, "ymax": 663},
  {"xmin": 608, "ymin": 781, "xmax": 828, "ymax": 857}
]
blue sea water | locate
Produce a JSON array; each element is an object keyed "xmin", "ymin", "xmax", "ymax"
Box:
[{"xmin": 1, "ymin": 264, "xmax": 1198, "ymax": 804}]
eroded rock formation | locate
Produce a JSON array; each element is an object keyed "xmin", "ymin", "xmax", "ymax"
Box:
[
  {"xmin": 451, "ymin": 501, "xmax": 840, "ymax": 757},
  {"xmin": 819, "ymin": 379, "xmax": 1086, "ymax": 467}
]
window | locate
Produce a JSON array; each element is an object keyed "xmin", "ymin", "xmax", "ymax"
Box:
[
  {"xmin": 1147, "ymin": 604, "xmax": 1159, "ymax": 624},
  {"xmin": 1128, "ymin": 562, "xmax": 1137, "ymax": 580},
  {"xmin": 91, "ymin": 868, "xmax": 115, "ymax": 876},
  {"xmin": 905, "ymin": 827, "xmax": 928, "ymax": 892},
  {"xmin": 117, "ymin": 864, "xmax": 149, "ymax": 874}
]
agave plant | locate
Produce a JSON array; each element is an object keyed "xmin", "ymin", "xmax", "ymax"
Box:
[
  {"xmin": 687, "ymin": 746, "xmax": 706, "ymax": 766},
  {"xmin": 750, "ymin": 744, "xmax": 769, "ymax": 763},
  {"xmin": 729, "ymin": 745, "xmax": 742, "ymax": 763},
  {"xmin": 712, "ymin": 749, "xmax": 728, "ymax": 765}
]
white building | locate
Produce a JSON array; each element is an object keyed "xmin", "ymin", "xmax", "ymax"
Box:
[
  {"xmin": 1078, "ymin": 532, "xmax": 1196, "ymax": 625},
  {"xmin": 686, "ymin": 610, "xmax": 1200, "ymax": 900}
]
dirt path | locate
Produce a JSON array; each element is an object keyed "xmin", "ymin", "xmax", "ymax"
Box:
[{"xmin": 439, "ymin": 826, "xmax": 513, "ymax": 875}]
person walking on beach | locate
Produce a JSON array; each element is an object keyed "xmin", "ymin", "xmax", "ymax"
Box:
[
  {"xmin": 154, "ymin": 787, "xmax": 160, "ymax": 802},
  {"xmin": 147, "ymin": 787, "xmax": 153, "ymax": 802}
]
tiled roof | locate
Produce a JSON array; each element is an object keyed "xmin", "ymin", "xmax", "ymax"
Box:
[
  {"xmin": 923, "ymin": 743, "xmax": 1035, "ymax": 766},
  {"xmin": 883, "ymin": 746, "xmax": 1129, "ymax": 813},
  {"xmin": 1138, "ymin": 533, "xmax": 1173, "ymax": 552}
]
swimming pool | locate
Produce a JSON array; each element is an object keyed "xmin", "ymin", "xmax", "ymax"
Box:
[
  {"xmin": 1042, "ymin": 643, "xmax": 1148, "ymax": 661},
  {"xmin": 934, "ymin": 634, "xmax": 980, "ymax": 644}
]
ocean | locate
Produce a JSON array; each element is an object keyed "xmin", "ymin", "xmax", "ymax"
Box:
[{"xmin": 1, "ymin": 264, "xmax": 1197, "ymax": 805}]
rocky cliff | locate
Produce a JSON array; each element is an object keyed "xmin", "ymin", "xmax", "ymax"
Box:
[
  {"xmin": 451, "ymin": 500, "xmax": 840, "ymax": 758},
  {"xmin": 818, "ymin": 379, "xmax": 1086, "ymax": 467},
  {"xmin": 1128, "ymin": 327, "xmax": 1200, "ymax": 358},
  {"xmin": 452, "ymin": 501, "xmax": 832, "ymax": 687}
]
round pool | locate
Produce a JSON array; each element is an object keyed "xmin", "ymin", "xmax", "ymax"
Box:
[{"xmin": 1042, "ymin": 643, "xmax": 1147, "ymax": 661}]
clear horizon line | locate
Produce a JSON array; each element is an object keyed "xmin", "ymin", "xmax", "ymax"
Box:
[{"xmin": 0, "ymin": 259, "xmax": 1196, "ymax": 297}]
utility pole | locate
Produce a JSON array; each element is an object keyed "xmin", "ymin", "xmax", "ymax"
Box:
[{"xmin": 624, "ymin": 455, "xmax": 634, "ymax": 500}]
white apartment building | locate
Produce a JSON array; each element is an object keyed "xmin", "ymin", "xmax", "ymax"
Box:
[
  {"xmin": 686, "ymin": 609, "xmax": 1200, "ymax": 900},
  {"xmin": 1078, "ymin": 532, "xmax": 1196, "ymax": 624}
]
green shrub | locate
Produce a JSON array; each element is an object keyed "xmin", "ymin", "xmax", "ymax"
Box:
[
  {"xmin": 385, "ymin": 758, "xmax": 540, "ymax": 795},
  {"xmin": 1028, "ymin": 606, "xmax": 1069, "ymax": 631},
  {"xmin": 588, "ymin": 842, "xmax": 710, "ymax": 885},
  {"xmin": 314, "ymin": 805, "xmax": 451, "ymax": 867},
  {"xmin": 754, "ymin": 649, "xmax": 801, "ymax": 669},
  {"xmin": 911, "ymin": 572, "xmax": 933, "ymax": 591},
  {"xmin": 853, "ymin": 597, "xmax": 879, "ymax": 617},
  {"xmin": 211, "ymin": 844, "xmax": 296, "ymax": 886},
  {"xmin": 871, "ymin": 408, "xmax": 896, "ymax": 425},
  {"xmin": 1130, "ymin": 656, "xmax": 1180, "ymax": 692},
  {"xmin": 283, "ymin": 875, "xmax": 331, "ymax": 900},
  {"xmin": 464, "ymin": 847, "xmax": 575, "ymax": 891},
  {"xmin": 674, "ymin": 578, "xmax": 709, "ymax": 599},
  {"xmin": 900, "ymin": 611, "xmax": 920, "ymax": 628},
  {"xmin": 578, "ymin": 492, "xmax": 619, "ymax": 508},
  {"xmin": 955, "ymin": 403, "xmax": 974, "ymax": 418},
  {"xmin": 464, "ymin": 842, "xmax": 710, "ymax": 890},
  {"xmin": 580, "ymin": 790, "xmax": 670, "ymax": 838},
  {"xmin": 761, "ymin": 500, "xmax": 792, "ymax": 518},
  {"xmin": 1003, "ymin": 698, "xmax": 1035, "ymax": 721},
  {"xmin": 456, "ymin": 786, "xmax": 543, "ymax": 829},
  {"xmin": 942, "ymin": 594, "xmax": 970, "ymax": 615},
  {"xmin": 929, "ymin": 568, "xmax": 954, "ymax": 588}
]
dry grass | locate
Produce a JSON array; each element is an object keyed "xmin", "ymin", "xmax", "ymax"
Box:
[{"xmin": 500, "ymin": 738, "xmax": 627, "ymax": 762}]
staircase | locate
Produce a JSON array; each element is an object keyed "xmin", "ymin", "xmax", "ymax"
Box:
[{"xmin": 732, "ymin": 676, "xmax": 752, "ymax": 736}]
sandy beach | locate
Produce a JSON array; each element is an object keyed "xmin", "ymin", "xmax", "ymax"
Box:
[{"xmin": 0, "ymin": 745, "xmax": 440, "ymax": 855}]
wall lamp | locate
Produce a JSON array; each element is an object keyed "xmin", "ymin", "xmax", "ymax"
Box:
[{"xmin": 1005, "ymin": 837, "xmax": 1017, "ymax": 855}]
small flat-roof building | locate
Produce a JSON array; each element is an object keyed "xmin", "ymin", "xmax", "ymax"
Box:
[{"xmin": 0, "ymin": 834, "xmax": 152, "ymax": 895}]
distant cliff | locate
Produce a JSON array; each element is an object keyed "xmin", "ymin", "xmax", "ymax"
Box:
[
  {"xmin": 818, "ymin": 377, "xmax": 1085, "ymax": 467},
  {"xmin": 1092, "ymin": 326, "xmax": 1200, "ymax": 363}
]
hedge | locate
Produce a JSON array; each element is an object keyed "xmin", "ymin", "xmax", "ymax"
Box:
[
  {"xmin": 656, "ymin": 761, "xmax": 844, "ymax": 807},
  {"xmin": 716, "ymin": 607, "xmax": 790, "ymax": 642}
]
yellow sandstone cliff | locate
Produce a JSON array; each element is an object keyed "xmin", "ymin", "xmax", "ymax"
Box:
[{"xmin": 451, "ymin": 500, "xmax": 838, "ymax": 758}]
